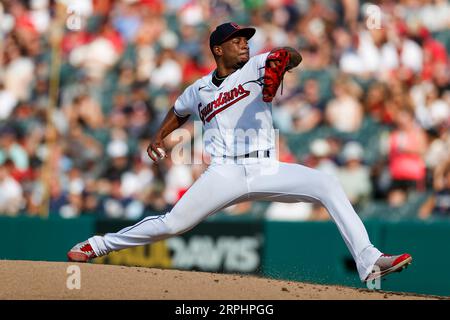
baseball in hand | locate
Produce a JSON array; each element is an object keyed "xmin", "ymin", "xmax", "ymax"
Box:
[
  {"xmin": 157, "ymin": 147, "xmax": 166, "ymax": 158},
  {"xmin": 151, "ymin": 147, "xmax": 166, "ymax": 161}
]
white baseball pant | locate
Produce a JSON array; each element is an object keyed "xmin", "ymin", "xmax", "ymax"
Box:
[{"xmin": 89, "ymin": 155, "xmax": 382, "ymax": 281}]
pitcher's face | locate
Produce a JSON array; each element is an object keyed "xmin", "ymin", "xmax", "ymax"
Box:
[{"xmin": 216, "ymin": 36, "xmax": 250, "ymax": 69}]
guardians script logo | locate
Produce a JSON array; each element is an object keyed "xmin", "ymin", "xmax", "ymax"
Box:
[{"xmin": 198, "ymin": 84, "xmax": 250, "ymax": 123}]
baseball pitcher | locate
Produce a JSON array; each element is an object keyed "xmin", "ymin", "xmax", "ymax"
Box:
[{"xmin": 68, "ymin": 22, "xmax": 412, "ymax": 282}]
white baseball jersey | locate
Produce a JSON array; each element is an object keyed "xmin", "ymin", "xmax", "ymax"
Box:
[{"xmin": 173, "ymin": 52, "xmax": 274, "ymax": 157}]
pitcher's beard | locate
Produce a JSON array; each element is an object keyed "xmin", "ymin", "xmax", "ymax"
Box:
[{"xmin": 234, "ymin": 60, "xmax": 248, "ymax": 69}]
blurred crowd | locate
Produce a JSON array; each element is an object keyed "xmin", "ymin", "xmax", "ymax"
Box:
[{"xmin": 0, "ymin": 0, "xmax": 449, "ymax": 221}]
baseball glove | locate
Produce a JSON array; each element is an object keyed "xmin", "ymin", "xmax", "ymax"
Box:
[{"xmin": 262, "ymin": 49, "xmax": 291, "ymax": 102}]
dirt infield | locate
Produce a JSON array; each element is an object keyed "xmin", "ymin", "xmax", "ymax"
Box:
[{"xmin": 0, "ymin": 260, "xmax": 439, "ymax": 300}]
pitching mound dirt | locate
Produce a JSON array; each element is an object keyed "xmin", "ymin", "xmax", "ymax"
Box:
[{"xmin": 0, "ymin": 260, "xmax": 438, "ymax": 300}]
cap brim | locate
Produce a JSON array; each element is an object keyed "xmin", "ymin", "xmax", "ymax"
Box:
[{"xmin": 220, "ymin": 27, "xmax": 256, "ymax": 44}]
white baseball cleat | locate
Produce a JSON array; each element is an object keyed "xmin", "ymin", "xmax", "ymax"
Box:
[
  {"xmin": 67, "ymin": 240, "xmax": 98, "ymax": 262},
  {"xmin": 365, "ymin": 253, "xmax": 412, "ymax": 282}
]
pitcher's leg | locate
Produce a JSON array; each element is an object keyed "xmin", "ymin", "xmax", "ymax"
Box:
[
  {"xmin": 247, "ymin": 161, "xmax": 382, "ymax": 281},
  {"xmin": 89, "ymin": 164, "xmax": 248, "ymax": 256}
]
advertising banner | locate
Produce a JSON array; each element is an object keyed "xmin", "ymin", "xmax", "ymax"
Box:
[{"xmin": 94, "ymin": 219, "xmax": 264, "ymax": 274}]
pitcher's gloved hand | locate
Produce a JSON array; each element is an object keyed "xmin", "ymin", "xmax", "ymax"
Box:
[{"xmin": 262, "ymin": 48, "xmax": 291, "ymax": 103}]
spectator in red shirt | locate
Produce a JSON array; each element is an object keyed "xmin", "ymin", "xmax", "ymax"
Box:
[
  {"xmin": 416, "ymin": 27, "xmax": 448, "ymax": 81},
  {"xmin": 388, "ymin": 107, "xmax": 427, "ymax": 191}
]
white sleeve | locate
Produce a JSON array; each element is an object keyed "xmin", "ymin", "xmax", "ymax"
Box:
[
  {"xmin": 247, "ymin": 52, "xmax": 270, "ymax": 79},
  {"xmin": 173, "ymin": 84, "xmax": 197, "ymax": 118}
]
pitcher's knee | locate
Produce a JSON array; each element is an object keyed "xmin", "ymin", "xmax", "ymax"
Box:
[
  {"xmin": 164, "ymin": 218, "xmax": 188, "ymax": 236},
  {"xmin": 310, "ymin": 172, "xmax": 343, "ymax": 206},
  {"xmin": 316, "ymin": 171, "xmax": 339, "ymax": 191}
]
